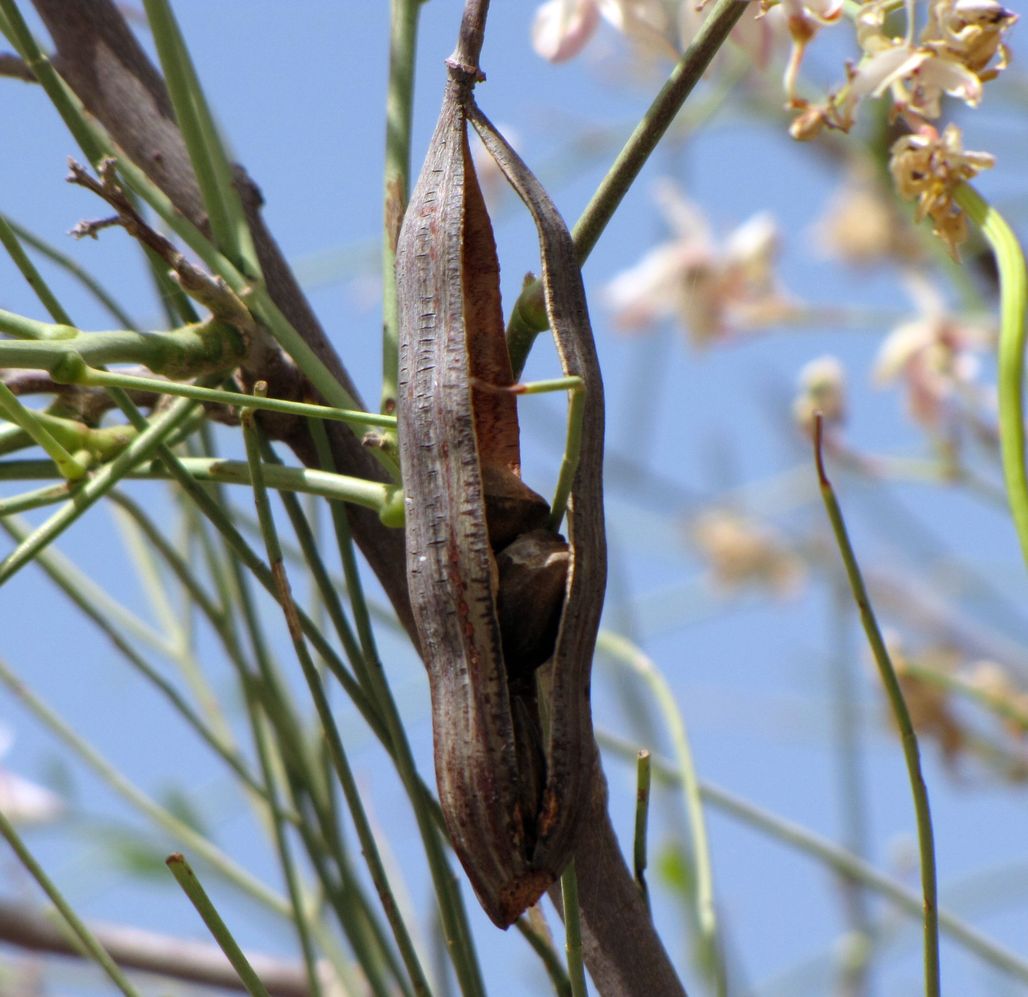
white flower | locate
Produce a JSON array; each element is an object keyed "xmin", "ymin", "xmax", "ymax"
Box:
[
  {"xmin": 604, "ymin": 180, "xmax": 791, "ymax": 344},
  {"xmin": 873, "ymin": 275, "xmax": 992, "ymax": 429}
]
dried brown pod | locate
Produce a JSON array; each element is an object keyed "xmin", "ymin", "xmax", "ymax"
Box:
[{"xmin": 396, "ymin": 43, "xmax": 606, "ymax": 926}]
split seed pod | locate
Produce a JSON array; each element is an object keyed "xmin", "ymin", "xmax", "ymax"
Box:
[{"xmin": 396, "ymin": 50, "xmax": 606, "ymax": 928}]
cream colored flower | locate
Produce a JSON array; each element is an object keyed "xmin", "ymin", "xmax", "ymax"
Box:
[
  {"xmin": 889, "ymin": 123, "xmax": 994, "ymax": 257},
  {"xmin": 603, "ymin": 180, "xmax": 792, "ymax": 344},
  {"xmin": 692, "ymin": 509, "xmax": 805, "ymax": 596},
  {"xmin": 792, "ymin": 354, "xmax": 846, "ymax": 433},
  {"xmin": 873, "ymin": 275, "xmax": 992, "ymax": 429},
  {"xmin": 923, "ymin": 0, "xmax": 1018, "ymax": 80},
  {"xmin": 813, "ymin": 172, "xmax": 921, "ymax": 266}
]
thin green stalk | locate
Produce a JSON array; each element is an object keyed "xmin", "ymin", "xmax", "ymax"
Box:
[
  {"xmin": 142, "ymin": 0, "xmax": 259, "ymax": 272},
  {"xmin": 506, "ymin": 0, "xmax": 750, "ymax": 373},
  {"xmin": 0, "ymin": 213, "xmax": 136, "ymax": 327},
  {"xmin": 1, "ymin": 453, "xmax": 399, "ymax": 513},
  {"xmin": 560, "ymin": 860, "xmax": 588, "ymax": 997},
  {"xmin": 0, "ymin": 313, "xmax": 244, "ymax": 378},
  {"xmin": 598, "ymin": 632, "xmax": 723, "ymax": 989},
  {"xmin": 955, "ymin": 185, "xmax": 1028, "ymax": 571},
  {"xmin": 308, "ymin": 420, "xmax": 485, "ymax": 997},
  {"xmin": 0, "ymin": 480, "xmax": 76, "ymax": 515},
  {"xmin": 237, "ymin": 702, "xmax": 324, "ymax": 997},
  {"xmin": 634, "ymin": 749, "xmax": 652, "ymax": 910},
  {"xmin": 814, "ymin": 418, "xmax": 940, "ymax": 997},
  {"xmin": 243, "ymin": 414, "xmax": 432, "ymax": 997},
  {"xmin": 0, "ymin": 380, "xmax": 89, "ymax": 479},
  {"xmin": 78, "ymin": 366, "xmax": 396, "ymax": 429},
  {"xmin": 0, "ymin": 395, "xmax": 201, "ymax": 583},
  {"xmin": 381, "ymin": 0, "xmax": 423, "ymax": 412},
  {"xmin": 0, "ymin": 656, "xmax": 290, "ymax": 916},
  {"xmin": 166, "ymin": 854, "xmax": 272, "ymax": 997},
  {"xmin": 0, "ymin": 806, "xmax": 142, "ymax": 997},
  {"xmin": 514, "ymin": 919, "xmax": 572, "ymax": 997},
  {"xmin": 828, "ymin": 574, "xmax": 874, "ymax": 988},
  {"xmin": 0, "ymin": 213, "xmax": 74, "ymax": 324}
]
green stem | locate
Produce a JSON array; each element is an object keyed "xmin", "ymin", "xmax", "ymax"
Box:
[
  {"xmin": 0, "ymin": 806, "xmax": 142, "ymax": 997},
  {"xmin": 0, "ymin": 380, "xmax": 89, "ymax": 479},
  {"xmin": 955, "ymin": 184, "xmax": 1028, "ymax": 572},
  {"xmin": 0, "ymin": 213, "xmax": 74, "ymax": 324},
  {"xmin": 814, "ymin": 419, "xmax": 941, "ymax": 997},
  {"xmin": 381, "ymin": 0, "xmax": 423, "ymax": 413},
  {"xmin": 0, "ymin": 213, "xmax": 135, "ymax": 327},
  {"xmin": 142, "ymin": 0, "xmax": 259, "ymax": 273},
  {"xmin": 0, "ymin": 312, "xmax": 245, "ymax": 379},
  {"xmin": 633, "ymin": 749, "xmax": 652, "ymax": 910},
  {"xmin": 79, "ymin": 366, "xmax": 396, "ymax": 429},
  {"xmin": 506, "ymin": 0, "xmax": 749, "ymax": 374},
  {"xmin": 0, "ymin": 454, "xmax": 400, "ymax": 513},
  {"xmin": 166, "ymin": 854, "xmax": 272, "ymax": 997},
  {"xmin": 561, "ymin": 860, "xmax": 588, "ymax": 997}
]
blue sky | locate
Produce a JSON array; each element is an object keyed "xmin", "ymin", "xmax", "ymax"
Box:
[{"xmin": 2, "ymin": 3, "xmax": 1027, "ymax": 994}]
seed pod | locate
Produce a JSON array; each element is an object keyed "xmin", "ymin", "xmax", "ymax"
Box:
[{"xmin": 396, "ymin": 55, "xmax": 605, "ymax": 928}]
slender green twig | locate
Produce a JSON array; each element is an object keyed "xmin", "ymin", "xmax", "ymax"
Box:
[
  {"xmin": 954, "ymin": 185, "xmax": 1028, "ymax": 571},
  {"xmin": 506, "ymin": 0, "xmax": 750, "ymax": 374},
  {"xmin": 814, "ymin": 416, "xmax": 941, "ymax": 997},
  {"xmin": 381, "ymin": 0, "xmax": 423, "ymax": 412},
  {"xmin": 0, "ymin": 453, "xmax": 401, "ymax": 514},
  {"xmin": 0, "ymin": 381, "xmax": 89, "ymax": 479},
  {"xmin": 77, "ymin": 366, "xmax": 396, "ymax": 429},
  {"xmin": 0, "ymin": 312, "xmax": 244, "ymax": 377},
  {"xmin": 514, "ymin": 918, "xmax": 572, "ymax": 997},
  {"xmin": 166, "ymin": 854, "xmax": 272, "ymax": 997},
  {"xmin": 560, "ymin": 861, "xmax": 588, "ymax": 997},
  {"xmin": 0, "ymin": 213, "xmax": 74, "ymax": 324},
  {"xmin": 505, "ymin": 375, "xmax": 583, "ymax": 531},
  {"xmin": 0, "ymin": 807, "xmax": 142, "ymax": 997},
  {"xmin": 0, "ymin": 213, "xmax": 135, "ymax": 327},
  {"xmin": 0, "ymin": 0, "xmax": 375, "ymax": 433},
  {"xmin": 598, "ymin": 632, "xmax": 723, "ymax": 988},
  {"xmin": 634, "ymin": 749, "xmax": 652, "ymax": 910},
  {"xmin": 142, "ymin": 0, "xmax": 259, "ymax": 273}
]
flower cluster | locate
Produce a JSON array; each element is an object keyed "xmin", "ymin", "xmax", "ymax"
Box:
[{"xmin": 788, "ymin": 0, "xmax": 1016, "ymax": 254}]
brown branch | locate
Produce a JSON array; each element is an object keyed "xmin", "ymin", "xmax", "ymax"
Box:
[
  {"xmin": 0, "ymin": 896, "xmax": 311, "ymax": 996},
  {"xmin": 30, "ymin": 0, "xmax": 414, "ymax": 638}
]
